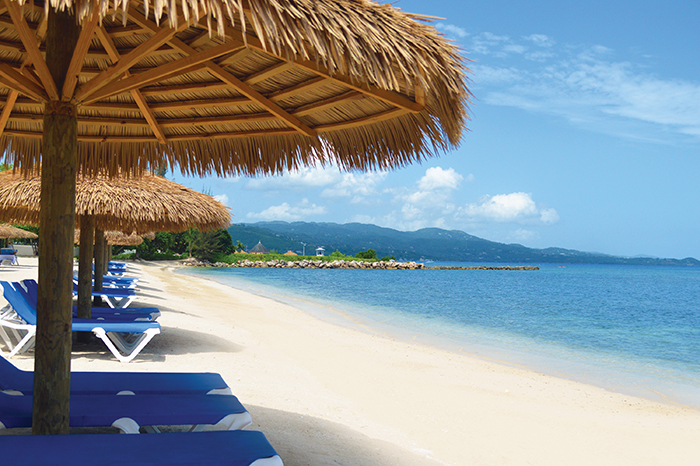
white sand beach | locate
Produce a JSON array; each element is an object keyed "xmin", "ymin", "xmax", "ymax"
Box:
[{"xmin": 2, "ymin": 258, "xmax": 700, "ymax": 465}]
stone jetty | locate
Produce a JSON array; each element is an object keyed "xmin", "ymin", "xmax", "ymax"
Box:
[{"xmin": 181, "ymin": 258, "xmax": 538, "ymax": 270}]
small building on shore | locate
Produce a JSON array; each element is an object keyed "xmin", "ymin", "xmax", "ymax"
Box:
[
  {"xmin": 249, "ymin": 241, "xmax": 270, "ymax": 255},
  {"xmin": 315, "ymin": 246, "xmax": 325, "ymax": 257},
  {"xmin": 283, "ymin": 250, "xmax": 297, "ymax": 256}
]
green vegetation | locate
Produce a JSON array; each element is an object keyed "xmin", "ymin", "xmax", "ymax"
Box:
[
  {"xmin": 355, "ymin": 248, "xmax": 377, "ymax": 259},
  {"xmin": 113, "ymin": 228, "xmax": 235, "ymax": 262},
  {"xmin": 113, "ymin": 228, "xmax": 384, "ymax": 264},
  {"xmin": 228, "ymin": 221, "xmax": 700, "ymax": 266}
]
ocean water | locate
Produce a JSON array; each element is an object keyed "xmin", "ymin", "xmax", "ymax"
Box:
[{"xmin": 178, "ymin": 262, "xmax": 700, "ymax": 407}]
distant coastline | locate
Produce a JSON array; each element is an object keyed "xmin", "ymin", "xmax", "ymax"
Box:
[{"xmin": 227, "ymin": 221, "xmax": 700, "ymax": 267}]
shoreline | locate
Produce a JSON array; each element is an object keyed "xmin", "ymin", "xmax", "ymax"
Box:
[
  {"xmin": 177, "ymin": 264, "xmax": 700, "ymax": 410},
  {"xmin": 3, "ymin": 258, "xmax": 700, "ymax": 465}
]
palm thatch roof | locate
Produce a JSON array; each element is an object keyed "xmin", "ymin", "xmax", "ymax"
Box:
[
  {"xmin": 74, "ymin": 230, "xmax": 154, "ymax": 245},
  {"xmin": 249, "ymin": 241, "xmax": 269, "ymax": 254},
  {"xmin": 0, "ymin": 222, "xmax": 37, "ymax": 238},
  {"xmin": 0, "ymin": 170, "xmax": 230, "ymax": 233},
  {"xmin": 0, "ymin": 0, "xmax": 470, "ymax": 177}
]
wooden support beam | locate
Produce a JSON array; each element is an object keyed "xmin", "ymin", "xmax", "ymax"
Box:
[
  {"xmin": 217, "ymin": 47, "xmax": 254, "ymax": 66},
  {"xmin": 0, "ymin": 63, "xmax": 48, "ymax": 101},
  {"xmin": 206, "ymin": 64, "xmax": 317, "ymax": 137},
  {"xmin": 0, "ymin": 15, "xmax": 47, "ymax": 135},
  {"xmin": 244, "ymin": 62, "xmax": 294, "ymax": 86},
  {"xmin": 33, "ymin": 6, "xmax": 80, "ymax": 436},
  {"xmin": 2, "ymin": 127, "xmax": 298, "ymax": 141},
  {"xmin": 0, "ymin": 90, "xmax": 18, "ymax": 137},
  {"xmin": 82, "ymin": 42, "xmax": 237, "ymax": 104},
  {"xmin": 95, "ymin": 25, "xmax": 167, "ymax": 143},
  {"xmin": 127, "ymin": 10, "xmax": 315, "ymax": 137},
  {"xmin": 4, "ymin": 0, "xmax": 58, "ymax": 100},
  {"xmin": 414, "ymin": 80, "xmax": 426, "ymax": 107},
  {"xmin": 73, "ymin": 18, "xmax": 191, "ymax": 104},
  {"xmin": 9, "ymin": 111, "xmax": 277, "ymax": 128},
  {"xmin": 188, "ymin": 29, "xmax": 212, "ymax": 48},
  {"xmin": 76, "ymin": 215, "xmax": 95, "ymax": 322},
  {"xmin": 62, "ymin": 12, "xmax": 100, "ymax": 100},
  {"xmin": 266, "ymin": 77, "xmax": 328, "ymax": 102},
  {"xmin": 105, "ymin": 24, "xmax": 148, "ymax": 38}
]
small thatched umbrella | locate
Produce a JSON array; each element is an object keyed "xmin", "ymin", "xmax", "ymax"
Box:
[
  {"xmin": 0, "ymin": 168, "xmax": 230, "ymax": 318},
  {"xmin": 0, "ymin": 170, "xmax": 230, "ymax": 234},
  {"xmin": 0, "ymin": 0, "xmax": 470, "ymax": 434},
  {"xmin": 0, "ymin": 223, "xmax": 37, "ymax": 239},
  {"xmin": 75, "ymin": 229, "xmax": 153, "ymax": 245}
]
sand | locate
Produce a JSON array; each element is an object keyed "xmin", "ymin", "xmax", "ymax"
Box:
[{"xmin": 2, "ymin": 258, "xmax": 700, "ymax": 465}]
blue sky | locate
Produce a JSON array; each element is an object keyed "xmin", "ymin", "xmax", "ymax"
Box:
[{"xmin": 171, "ymin": 0, "xmax": 700, "ymax": 260}]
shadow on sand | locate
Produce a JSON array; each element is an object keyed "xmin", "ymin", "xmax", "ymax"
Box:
[
  {"xmin": 69, "ymin": 326, "xmax": 243, "ymax": 363},
  {"xmin": 247, "ymin": 405, "xmax": 445, "ymax": 466}
]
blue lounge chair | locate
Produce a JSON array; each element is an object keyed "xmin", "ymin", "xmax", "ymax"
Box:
[
  {"xmin": 0, "ymin": 281, "xmax": 160, "ymax": 362},
  {"xmin": 20, "ymin": 279, "xmax": 159, "ymax": 321},
  {"xmin": 0, "ymin": 390, "xmax": 252, "ymax": 432},
  {"xmin": 0, "ymin": 430, "xmax": 283, "ymax": 466},
  {"xmin": 93, "ymin": 276, "xmax": 139, "ymax": 289},
  {"xmin": 72, "ymin": 280, "xmax": 137, "ymax": 308},
  {"xmin": 0, "ymin": 356, "xmax": 231, "ymax": 396}
]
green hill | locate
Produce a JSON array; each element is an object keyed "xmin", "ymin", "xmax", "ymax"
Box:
[{"xmin": 227, "ymin": 221, "xmax": 700, "ymax": 266}]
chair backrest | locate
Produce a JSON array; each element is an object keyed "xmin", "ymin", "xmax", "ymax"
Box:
[
  {"xmin": 0, "ymin": 281, "xmax": 36, "ymax": 325},
  {"xmin": 17, "ymin": 280, "xmax": 38, "ymax": 309},
  {"xmin": 0, "ymin": 355, "xmax": 25, "ymax": 391}
]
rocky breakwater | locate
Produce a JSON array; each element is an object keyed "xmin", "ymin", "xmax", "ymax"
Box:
[{"xmin": 182, "ymin": 258, "xmax": 425, "ymax": 270}]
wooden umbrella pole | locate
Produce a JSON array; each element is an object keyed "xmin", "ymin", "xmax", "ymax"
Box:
[
  {"xmin": 77, "ymin": 215, "xmax": 95, "ymax": 323},
  {"xmin": 33, "ymin": 8, "xmax": 81, "ymax": 435},
  {"xmin": 93, "ymin": 228, "xmax": 105, "ymax": 306}
]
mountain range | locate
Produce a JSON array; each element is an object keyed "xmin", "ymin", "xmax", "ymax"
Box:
[{"xmin": 227, "ymin": 221, "xmax": 700, "ymax": 266}]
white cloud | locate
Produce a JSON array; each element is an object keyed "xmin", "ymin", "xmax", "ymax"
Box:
[
  {"xmin": 524, "ymin": 34, "xmax": 554, "ymax": 47},
  {"xmin": 463, "ymin": 27, "xmax": 700, "ymax": 142},
  {"xmin": 246, "ymin": 166, "xmax": 339, "ymax": 191},
  {"xmin": 473, "ymin": 65, "xmax": 522, "ymax": 85},
  {"xmin": 417, "ymin": 167, "xmax": 464, "ymax": 191},
  {"xmin": 475, "ymin": 36, "xmax": 700, "ymax": 141},
  {"xmin": 213, "ymin": 194, "xmax": 229, "ymax": 206},
  {"xmin": 435, "ymin": 23, "xmax": 468, "ymax": 38},
  {"xmin": 459, "ymin": 192, "xmax": 559, "ymax": 224},
  {"xmin": 321, "ymin": 171, "xmax": 388, "ymax": 200},
  {"xmin": 504, "ymin": 44, "xmax": 527, "ymax": 54},
  {"xmin": 246, "ymin": 199, "xmax": 327, "ymax": 221},
  {"xmin": 540, "ymin": 208, "xmax": 560, "ymax": 224},
  {"xmin": 470, "ymin": 32, "xmax": 510, "ymax": 55}
]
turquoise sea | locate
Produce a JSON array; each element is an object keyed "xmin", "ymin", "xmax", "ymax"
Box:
[{"xmin": 179, "ymin": 262, "xmax": 700, "ymax": 408}]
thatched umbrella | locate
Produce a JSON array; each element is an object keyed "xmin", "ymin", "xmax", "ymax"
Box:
[
  {"xmin": 75, "ymin": 230, "xmax": 146, "ymax": 246},
  {"xmin": 0, "ymin": 169, "xmax": 230, "ymax": 318},
  {"xmin": 0, "ymin": 170, "xmax": 231, "ymax": 233},
  {"xmin": 0, "ymin": 223, "xmax": 37, "ymax": 239},
  {"xmin": 0, "ymin": 0, "xmax": 470, "ymax": 434},
  {"xmin": 74, "ymin": 230, "xmax": 155, "ymax": 246}
]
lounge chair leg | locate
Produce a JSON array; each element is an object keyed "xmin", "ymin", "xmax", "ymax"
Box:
[
  {"xmin": 111, "ymin": 417, "xmax": 141, "ymax": 434},
  {"xmin": 93, "ymin": 327, "xmax": 160, "ymax": 363}
]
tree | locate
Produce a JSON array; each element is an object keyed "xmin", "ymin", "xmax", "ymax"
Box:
[
  {"xmin": 329, "ymin": 249, "xmax": 346, "ymax": 259},
  {"xmin": 234, "ymin": 240, "xmax": 245, "ymax": 252},
  {"xmin": 191, "ymin": 228, "xmax": 234, "ymax": 262},
  {"xmin": 356, "ymin": 248, "xmax": 377, "ymax": 260}
]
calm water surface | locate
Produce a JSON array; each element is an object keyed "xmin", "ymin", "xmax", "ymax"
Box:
[{"xmin": 179, "ymin": 262, "xmax": 700, "ymax": 407}]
